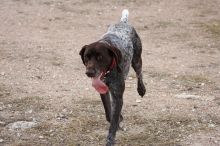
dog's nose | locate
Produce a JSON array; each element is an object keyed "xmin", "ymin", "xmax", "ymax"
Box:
[{"xmin": 86, "ymin": 69, "xmax": 96, "ymax": 77}]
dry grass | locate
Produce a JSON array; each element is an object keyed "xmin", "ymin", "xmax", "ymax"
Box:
[
  {"xmin": 0, "ymin": 85, "xmax": 10, "ymax": 98},
  {"xmin": 176, "ymin": 74, "xmax": 213, "ymax": 89},
  {"xmin": 154, "ymin": 21, "xmax": 176, "ymax": 29},
  {"xmin": 177, "ymin": 75, "xmax": 210, "ymax": 84},
  {"xmin": 1, "ymin": 92, "xmax": 217, "ymax": 146},
  {"xmin": 192, "ymin": 20, "xmax": 220, "ymax": 39},
  {"xmin": 117, "ymin": 115, "xmax": 214, "ymax": 145},
  {"xmin": 148, "ymin": 71, "xmax": 171, "ymax": 80},
  {"xmin": 50, "ymin": 56, "xmax": 64, "ymax": 66},
  {"xmin": 171, "ymin": 32, "xmax": 191, "ymax": 41},
  {"xmin": 28, "ymin": 103, "xmax": 215, "ymax": 145},
  {"xmin": 5, "ymin": 96, "xmax": 48, "ymax": 112},
  {"xmin": 204, "ymin": 20, "xmax": 220, "ymax": 37}
]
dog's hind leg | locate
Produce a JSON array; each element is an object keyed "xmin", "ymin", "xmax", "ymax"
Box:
[{"xmin": 132, "ymin": 29, "xmax": 146, "ymax": 97}]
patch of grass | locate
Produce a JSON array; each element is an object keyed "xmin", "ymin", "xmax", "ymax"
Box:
[
  {"xmin": 155, "ymin": 21, "xmax": 175, "ymax": 29},
  {"xmin": 171, "ymin": 32, "xmax": 190, "ymax": 41},
  {"xmin": 118, "ymin": 115, "xmax": 213, "ymax": 145},
  {"xmin": 67, "ymin": 115, "xmax": 106, "ymax": 134},
  {"xmin": 175, "ymin": 74, "xmax": 214, "ymax": 90},
  {"xmin": 64, "ymin": 116, "xmax": 106, "ymax": 145},
  {"xmin": 205, "ymin": 21, "xmax": 220, "ymax": 36},
  {"xmin": 148, "ymin": 71, "xmax": 171, "ymax": 80},
  {"xmin": 192, "ymin": 20, "xmax": 220, "ymax": 38},
  {"xmin": 198, "ymin": 9, "xmax": 218, "ymax": 17},
  {"xmin": 187, "ymin": 42, "xmax": 205, "ymax": 49},
  {"xmin": 0, "ymin": 85, "xmax": 10, "ymax": 98},
  {"xmin": 33, "ymin": 122, "xmax": 51, "ymax": 132},
  {"xmin": 177, "ymin": 74, "xmax": 211, "ymax": 85},
  {"xmin": 6, "ymin": 96, "xmax": 48, "ymax": 111},
  {"xmin": 28, "ymin": 108, "xmax": 216, "ymax": 145},
  {"xmin": 78, "ymin": 99, "xmax": 103, "ymax": 114},
  {"xmin": 51, "ymin": 56, "xmax": 64, "ymax": 66}
]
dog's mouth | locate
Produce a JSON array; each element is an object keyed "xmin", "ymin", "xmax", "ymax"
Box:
[{"xmin": 92, "ymin": 71, "xmax": 108, "ymax": 94}]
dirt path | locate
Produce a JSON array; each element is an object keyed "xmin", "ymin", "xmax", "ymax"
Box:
[{"xmin": 0, "ymin": 0, "xmax": 220, "ymax": 145}]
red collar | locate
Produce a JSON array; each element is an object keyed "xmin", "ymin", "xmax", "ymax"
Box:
[
  {"xmin": 105, "ymin": 58, "xmax": 116, "ymax": 75},
  {"xmin": 109, "ymin": 58, "xmax": 116, "ymax": 71}
]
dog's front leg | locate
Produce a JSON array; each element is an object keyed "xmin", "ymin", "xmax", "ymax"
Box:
[
  {"xmin": 100, "ymin": 93, "xmax": 111, "ymax": 122},
  {"xmin": 106, "ymin": 80, "xmax": 125, "ymax": 146}
]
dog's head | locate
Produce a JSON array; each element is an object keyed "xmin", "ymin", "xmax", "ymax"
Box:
[{"xmin": 79, "ymin": 42, "xmax": 122, "ymax": 78}]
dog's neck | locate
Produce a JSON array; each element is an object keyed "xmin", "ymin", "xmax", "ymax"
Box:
[{"xmin": 105, "ymin": 57, "xmax": 116, "ymax": 76}]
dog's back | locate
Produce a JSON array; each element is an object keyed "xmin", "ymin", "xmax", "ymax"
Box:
[{"xmin": 100, "ymin": 9, "xmax": 138, "ymax": 79}]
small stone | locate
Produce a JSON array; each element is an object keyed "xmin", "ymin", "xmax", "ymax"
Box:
[
  {"xmin": 49, "ymin": 129, "xmax": 54, "ymax": 133},
  {"xmin": 8, "ymin": 121, "xmax": 37, "ymax": 130},
  {"xmin": 36, "ymin": 76, "xmax": 42, "ymax": 79},
  {"xmin": 25, "ymin": 109, "xmax": 33, "ymax": 114},
  {"xmin": 176, "ymin": 122, "xmax": 181, "ymax": 124},
  {"xmin": 7, "ymin": 104, "xmax": 12, "ymax": 108},
  {"xmin": 50, "ymin": 133, "xmax": 54, "ymax": 136},
  {"xmin": 200, "ymin": 83, "xmax": 205, "ymax": 86},
  {"xmin": 0, "ymin": 72, "xmax": 5, "ymax": 76},
  {"xmin": 161, "ymin": 108, "xmax": 166, "ymax": 112},
  {"xmin": 62, "ymin": 109, "xmax": 67, "ymax": 113},
  {"xmin": 122, "ymin": 127, "xmax": 127, "ymax": 131},
  {"xmin": 0, "ymin": 139, "xmax": 4, "ymax": 143},
  {"xmin": 208, "ymin": 123, "xmax": 215, "ymax": 128},
  {"xmin": 0, "ymin": 121, "xmax": 6, "ymax": 126},
  {"xmin": 144, "ymin": 25, "xmax": 149, "ymax": 29},
  {"xmin": 187, "ymin": 87, "xmax": 193, "ymax": 91},
  {"xmin": 136, "ymin": 99, "xmax": 142, "ymax": 103},
  {"xmin": 175, "ymin": 93, "xmax": 201, "ymax": 100},
  {"xmin": 39, "ymin": 136, "xmax": 44, "ymax": 139},
  {"xmin": 17, "ymin": 133, "xmax": 22, "ymax": 137},
  {"xmin": 56, "ymin": 113, "xmax": 68, "ymax": 120}
]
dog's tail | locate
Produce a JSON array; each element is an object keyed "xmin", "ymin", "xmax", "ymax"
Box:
[{"xmin": 120, "ymin": 9, "xmax": 129, "ymax": 23}]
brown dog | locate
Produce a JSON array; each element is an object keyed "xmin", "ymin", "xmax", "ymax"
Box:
[{"xmin": 79, "ymin": 9, "xmax": 146, "ymax": 146}]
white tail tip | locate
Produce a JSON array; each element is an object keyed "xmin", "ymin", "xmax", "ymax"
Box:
[{"xmin": 120, "ymin": 9, "xmax": 129, "ymax": 23}]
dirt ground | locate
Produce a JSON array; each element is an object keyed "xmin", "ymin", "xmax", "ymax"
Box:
[{"xmin": 0, "ymin": 0, "xmax": 220, "ymax": 145}]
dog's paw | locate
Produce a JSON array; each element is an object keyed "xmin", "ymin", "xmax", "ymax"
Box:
[
  {"xmin": 137, "ymin": 82, "xmax": 146, "ymax": 97},
  {"xmin": 106, "ymin": 135, "xmax": 115, "ymax": 146},
  {"xmin": 106, "ymin": 141, "xmax": 114, "ymax": 146}
]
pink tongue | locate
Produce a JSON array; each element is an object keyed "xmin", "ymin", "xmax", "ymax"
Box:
[{"xmin": 92, "ymin": 72, "xmax": 108, "ymax": 94}]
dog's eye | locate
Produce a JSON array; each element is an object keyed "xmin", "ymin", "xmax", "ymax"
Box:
[{"xmin": 97, "ymin": 55, "xmax": 103, "ymax": 61}]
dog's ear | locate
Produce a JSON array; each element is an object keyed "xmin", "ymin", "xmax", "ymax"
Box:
[
  {"xmin": 79, "ymin": 45, "xmax": 87, "ymax": 65},
  {"xmin": 107, "ymin": 46, "xmax": 122, "ymax": 65}
]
